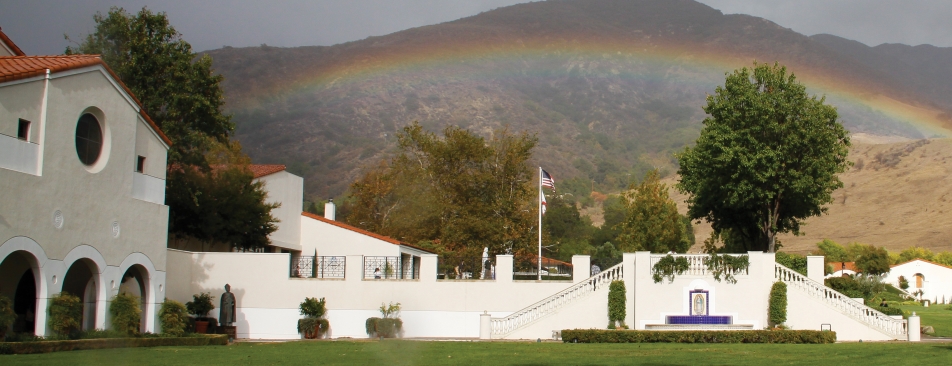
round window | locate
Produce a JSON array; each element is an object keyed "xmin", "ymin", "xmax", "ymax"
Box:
[{"xmin": 75, "ymin": 113, "xmax": 103, "ymax": 166}]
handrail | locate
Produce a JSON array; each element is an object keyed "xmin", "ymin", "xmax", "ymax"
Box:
[
  {"xmin": 490, "ymin": 262, "xmax": 624, "ymax": 336},
  {"xmin": 774, "ymin": 263, "xmax": 907, "ymax": 339}
]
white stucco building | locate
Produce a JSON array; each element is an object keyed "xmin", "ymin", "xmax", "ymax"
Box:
[
  {"xmin": 886, "ymin": 259, "xmax": 952, "ymax": 304},
  {"xmin": 0, "ymin": 29, "xmax": 171, "ymax": 336}
]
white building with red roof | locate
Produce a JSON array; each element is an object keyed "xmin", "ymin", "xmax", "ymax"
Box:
[
  {"xmin": 0, "ymin": 28, "xmax": 171, "ymax": 336},
  {"xmin": 886, "ymin": 259, "xmax": 952, "ymax": 304}
]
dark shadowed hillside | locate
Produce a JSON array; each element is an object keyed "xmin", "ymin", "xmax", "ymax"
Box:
[{"xmin": 205, "ymin": 0, "xmax": 952, "ymax": 200}]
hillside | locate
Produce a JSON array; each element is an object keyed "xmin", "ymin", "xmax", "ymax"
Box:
[
  {"xmin": 668, "ymin": 136, "xmax": 952, "ymax": 254},
  {"xmin": 205, "ymin": 0, "xmax": 952, "ymax": 200}
]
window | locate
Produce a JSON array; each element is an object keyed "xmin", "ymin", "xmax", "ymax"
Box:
[
  {"xmin": 17, "ymin": 119, "xmax": 30, "ymax": 141},
  {"xmin": 75, "ymin": 113, "xmax": 103, "ymax": 166},
  {"xmin": 136, "ymin": 156, "xmax": 146, "ymax": 173}
]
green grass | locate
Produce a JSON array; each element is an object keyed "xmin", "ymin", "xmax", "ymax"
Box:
[
  {"xmin": 2, "ymin": 340, "xmax": 951, "ymax": 365},
  {"xmin": 896, "ymin": 304, "xmax": 952, "ymax": 337}
]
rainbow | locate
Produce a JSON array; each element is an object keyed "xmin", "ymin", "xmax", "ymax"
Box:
[{"xmin": 232, "ymin": 35, "xmax": 951, "ymax": 138}]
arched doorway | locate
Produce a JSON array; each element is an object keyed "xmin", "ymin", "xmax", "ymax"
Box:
[
  {"xmin": 118, "ymin": 264, "xmax": 149, "ymax": 333},
  {"xmin": 62, "ymin": 259, "xmax": 99, "ymax": 331},
  {"xmin": 0, "ymin": 251, "xmax": 40, "ymax": 335},
  {"xmin": 915, "ymin": 273, "xmax": 925, "ymax": 289}
]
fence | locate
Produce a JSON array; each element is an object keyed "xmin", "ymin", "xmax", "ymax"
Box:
[
  {"xmin": 438, "ymin": 257, "xmax": 495, "ymax": 280},
  {"xmin": 364, "ymin": 256, "xmax": 420, "ymax": 279},
  {"xmin": 513, "ymin": 258, "xmax": 572, "ymax": 280},
  {"xmin": 290, "ymin": 256, "xmax": 346, "ymax": 279}
]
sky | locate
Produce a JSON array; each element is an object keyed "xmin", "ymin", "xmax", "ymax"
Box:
[{"xmin": 1, "ymin": 0, "xmax": 950, "ymax": 55}]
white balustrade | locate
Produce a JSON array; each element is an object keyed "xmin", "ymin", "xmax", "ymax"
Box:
[
  {"xmin": 490, "ymin": 263, "xmax": 624, "ymax": 336},
  {"xmin": 774, "ymin": 263, "xmax": 907, "ymax": 339},
  {"xmin": 648, "ymin": 254, "xmax": 749, "ymax": 277}
]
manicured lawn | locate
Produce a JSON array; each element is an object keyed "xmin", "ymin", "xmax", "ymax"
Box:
[
  {"xmin": 896, "ymin": 304, "xmax": 952, "ymax": 337},
  {"xmin": 2, "ymin": 340, "xmax": 951, "ymax": 365}
]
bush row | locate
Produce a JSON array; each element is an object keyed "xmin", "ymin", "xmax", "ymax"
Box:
[
  {"xmin": 560, "ymin": 329, "xmax": 836, "ymax": 344},
  {"xmin": 0, "ymin": 334, "xmax": 227, "ymax": 355}
]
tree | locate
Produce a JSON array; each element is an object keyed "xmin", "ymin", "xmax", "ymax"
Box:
[
  {"xmin": 543, "ymin": 195, "xmax": 594, "ymax": 261},
  {"xmin": 617, "ymin": 170, "xmax": 691, "ymax": 253},
  {"xmin": 677, "ymin": 62, "xmax": 851, "ymax": 253},
  {"xmin": 897, "ymin": 246, "xmax": 934, "ymax": 264},
  {"xmin": 345, "ymin": 122, "xmax": 538, "ymax": 258},
  {"xmin": 66, "ymin": 6, "xmax": 232, "ymax": 166},
  {"xmin": 166, "ymin": 142, "xmax": 279, "ymax": 251},
  {"xmin": 855, "ymin": 245, "xmax": 891, "ymax": 275}
]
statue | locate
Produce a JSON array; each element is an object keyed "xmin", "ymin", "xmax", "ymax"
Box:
[{"xmin": 220, "ymin": 284, "xmax": 236, "ymax": 326}]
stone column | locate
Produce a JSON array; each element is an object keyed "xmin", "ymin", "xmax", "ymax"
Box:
[
  {"xmin": 908, "ymin": 313, "xmax": 921, "ymax": 341},
  {"xmin": 346, "ymin": 255, "xmax": 364, "ymax": 281},
  {"xmin": 807, "ymin": 256, "xmax": 825, "ymax": 283},
  {"xmin": 479, "ymin": 311, "xmax": 492, "ymax": 339},
  {"xmin": 419, "ymin": 254, "xmax": 438, "ymax": 283},
  {"xmin": 572, "ymin": 255, "xmax": 590, "ymax": 283},
  {"xmin": 495, "ymin": 255, "xmax": 513, "ymax": 283}
]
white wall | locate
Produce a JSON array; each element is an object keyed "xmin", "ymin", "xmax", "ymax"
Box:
[
  {"xmin": 167, "ymin": 249, "xmax": 576, "ymax": 339},
  {"xmin": 257, "ymin": 171, "xmax": 302, "ymax": 251},
  {"xmin": 786, "ymin": 286, "xmax": 894, "ymax": 341},
  {"xmin": 300, "ymin": 215, "xmax": 402, "ymax": 257}
]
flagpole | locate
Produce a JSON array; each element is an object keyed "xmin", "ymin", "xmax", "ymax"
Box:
[{"xmin": 538, "ymin": 166, "xmax": 543, "ymax": 281}]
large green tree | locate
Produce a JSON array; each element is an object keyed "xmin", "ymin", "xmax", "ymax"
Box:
[
  {"xmin": 677, "ymin": 62, "xmax": 851, "ymax": 253},
  {"xmin": 68, "ymin": 7, "xmax": 277, "ymax": 250},
  {"xmin": 616, "ymin": 170, "xmax": 691, "ymax": 253},
  {"xmin": 346, "ymin": 122, "xmax": 538, "ymax": 259},
  {"xmin": 66, "ymin": 6, "xmax": 232, "ymax": 166}
]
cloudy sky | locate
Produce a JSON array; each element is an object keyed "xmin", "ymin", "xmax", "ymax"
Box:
[{"xmin": 1, "ymin": 0, "xmax": 950, "ymax": 55}]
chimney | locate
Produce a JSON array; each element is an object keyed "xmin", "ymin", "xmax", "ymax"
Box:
[{"xmin": 324, "ymin": 199, "xmax": 336, "ymax": 221}]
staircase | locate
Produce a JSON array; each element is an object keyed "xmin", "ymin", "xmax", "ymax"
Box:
[
  {"xmin": 775, "ymin": 263, "xmax": 907, "ymax": 339},
  {"xmin": 491, "ymin": 263, "xmax": 623, "ymax": 337}
]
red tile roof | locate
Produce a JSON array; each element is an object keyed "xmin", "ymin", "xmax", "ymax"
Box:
[
  {"xmin": 891, "ymin": 258, "xmax": 952, "ymax": 271},
  {"xmin": 0, "ymin": 55, "xmax": 172, "ymax": 146},
  {"xmin": 249, "ymin": 164, "xmax": 287, "ymax": 178},
  {"xmin": 0, "ymin": 27, "xmax": 25, "ymax": 56},
  {"xmin": 301, "ymin": 211, "xmax": 434, "ymax": 253},
  {"xmin": 831, "ymin": 261, "xmax": 858, "ymax": 273}
]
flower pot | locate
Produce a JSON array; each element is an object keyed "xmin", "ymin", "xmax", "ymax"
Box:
[{"xmin": 195, "ymin": 320, "xmax": 209, "ymax": 334}]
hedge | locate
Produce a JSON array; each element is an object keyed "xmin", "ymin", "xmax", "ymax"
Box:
[
  {"xmin": 0, "ymin": 334, "xmax": 227, "ymax": 355},
  {"xmin": 560, "ymin": 329, "xmax": 836, "ymax": 344}
]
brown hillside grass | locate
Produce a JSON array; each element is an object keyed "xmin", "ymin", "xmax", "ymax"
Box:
[{"xmin": 663, "ymin": 137, "xmax": 952, "ymax": 254}]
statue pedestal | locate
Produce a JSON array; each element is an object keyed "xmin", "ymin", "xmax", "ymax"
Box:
[{"xmin": 221, "ymin": 326, "xmax": 237, "ymax": 341}]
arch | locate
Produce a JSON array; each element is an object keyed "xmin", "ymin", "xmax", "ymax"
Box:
[
  {"xmin": 915, "ymin": 273, "xmax": 925, "ymax": 288},
  {"xmin": 0, "ymin": 237, "xmax": 48, "ymax": 336},
  {"xmin": 117, "ymin": 252, "xmax": 156, "ymax": 333},
  {"xmin": 62, "ymin": 258, "xmax": 100, "ymax": 331},
  {"xmin": 61, "ymin": 244, "xmax": 106, "ymax": 278}
]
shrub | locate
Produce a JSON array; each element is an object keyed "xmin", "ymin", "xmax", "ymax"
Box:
[
  {"xmin": 560, "ymin": 329, "xmax": 835, "ymax": 344},
  {"xmin": 873, "ymin": 306, "xmax": 904, "ymax": 316},
  {"xmin": 48, "ymin": 293, "xmax": 83, "ymax": 337},
  {"xmin": 185, "ymin": 292, "xmax": 215, "ymax": 319},
  {"xmin": 0, "ymin": 334, "xmax": 228, "ymax": 355},
  {"xmin": 366, "ymin": 302, "xmax": 402, "ymax": 338},
  {"xmin": 651, "ymin": 254, "xmax": 689, "ymax": 283},
  {"xmin": 608, "ymin": 280, "xmax": 626, "ymax": 329},
  {"xmin": 297, "ymin": 297, "xmax": 329, "ymax": 339},
  {"xmin": 768, "ymin": 282, "xmax": 787, "ymax": 327},
  {"xmin": 109, "ymin": 293, "xmax": 141, "ymax": 336},
  {"xmin": 299, "ymin": 297, "xmax": 327, "ymax": 318},
  {"xmin": 0, "ymin": 295, "xmax": 16, "ymax": 340},
  {"xmin": 159, "ymin": 299, "xmax": 190, "ymax": 336},
  {"xmin": 898, "ymin": 276, "xmax": 909, "ymax": 290}
]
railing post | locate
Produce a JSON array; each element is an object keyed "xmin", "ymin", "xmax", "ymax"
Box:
[
  {"xmin": 807, "ymin": 255, "xmax": 825, "ymax": 283},
  {"xmin": 496, "ymin": 255, "xmax": 513, "ymax": 283},
  {"xmin": 480, "ymin": 311, "xmax": 492, "ymax": 339},
  {"xmin": 572, "ymin": 255, "xmax": 590, "ymax": 283},
  {"xmin": 420, "ymin": 254, "xmax": 438, "ymax": 282},
  {"xmin": 908, "ymin": 313, "xmax": 921, "ymax": 341},
  {"xmin": 347, "ymin": 255, "xmax": 363, "ymax": 281}
]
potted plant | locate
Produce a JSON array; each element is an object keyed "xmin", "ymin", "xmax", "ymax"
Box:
[
  {"xmin": 365, "ymin": 302, "xmax": 402, "ymax": 338},
  {"xmin": 297, "ymin": 297, "xmax": 329, "ymax": 339},
  {"xmin": 185, "ymin": 292, "xmax": 215, "ymax": 334}
]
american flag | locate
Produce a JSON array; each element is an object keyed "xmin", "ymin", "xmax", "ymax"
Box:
[
  {"xmin": 541, "ymin": 169, "xmax": 556, "ymax": 191},
  {"xmin": 540, "ymin": 191, "xmax": 547, "ymax": 215}
]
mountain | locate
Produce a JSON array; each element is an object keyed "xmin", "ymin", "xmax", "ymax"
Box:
[{"xmin": 205, "ymin": 0, "xmax": 952, "ymax": 201}]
